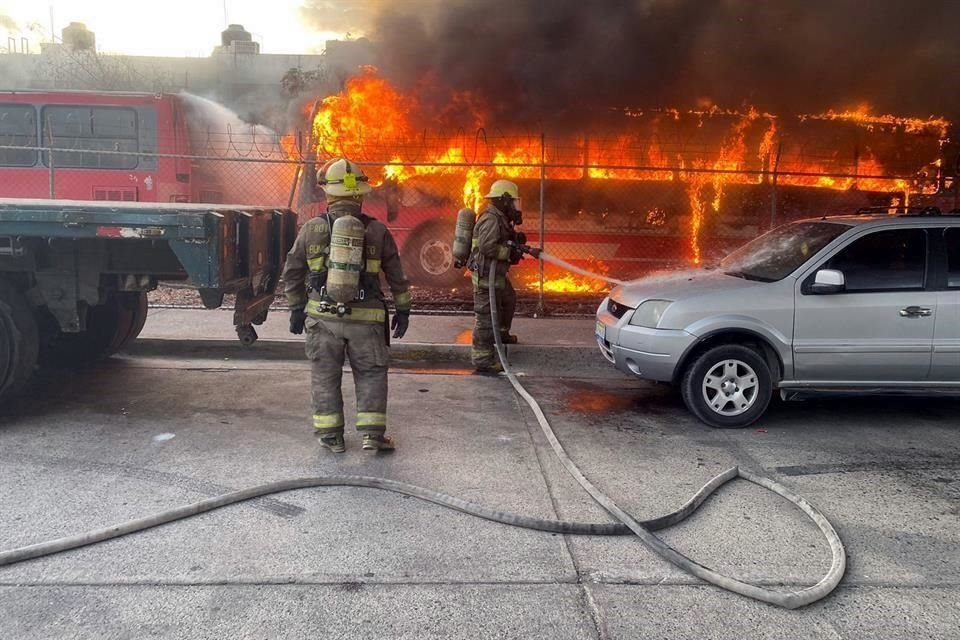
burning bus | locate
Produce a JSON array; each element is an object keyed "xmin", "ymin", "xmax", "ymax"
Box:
[
  {"xmin": 300, "ymin": 68, "xmax": 954, "ymax": 291},
  {"xmin": 1, "ymin": 82, "xmax": 955, "ymax": 291}
]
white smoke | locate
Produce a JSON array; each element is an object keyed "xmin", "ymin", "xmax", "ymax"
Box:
[
  {"xmin": 178, "ymin": 93, "xmax": 298, "ymax": 207},
  {"xmin": 0, "ymin": 14, "xmax": 17, "ymax": 33}
]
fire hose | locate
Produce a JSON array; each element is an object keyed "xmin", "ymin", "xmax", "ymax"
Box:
[
  {"xmin": 488, "ymin": 255, "xmax": 845, "ymax": 609},
  {"xmin": 0, "ymin": 256, "xmax": 845, "ymax": 610}
]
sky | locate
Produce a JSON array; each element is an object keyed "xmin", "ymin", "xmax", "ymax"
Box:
[{"xmin": 0, "ymin": 0, "xmax": 344, "ymax": 56}]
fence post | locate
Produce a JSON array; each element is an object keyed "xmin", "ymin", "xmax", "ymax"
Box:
[
  {"xmin": 852, "ymin": 141, "xmax": 860, "ymax": 190},
  {"xmin": 769, "ymin": 141, "xmax": 782, "ymax": 229},
  {"xmin": 287, "ymin": 165, "xmax": 302, "ymax": 208},
  {"xmin": 48, "ymin": 148, "xmax": 55, "ymax": 199},
  {"xmin": 537, "ymin": 133, "xmax": 546, "ymax": 316}
]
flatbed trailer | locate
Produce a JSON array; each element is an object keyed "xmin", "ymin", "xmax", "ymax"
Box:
[{"xmin": 0, "ymin": 199, "xmax": 298, "ymax": 402}]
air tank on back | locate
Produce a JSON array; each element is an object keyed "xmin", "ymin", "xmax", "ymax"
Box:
[
  {"xmin": 452, "ymin": 208, "xmax": 476, "ymax": 268},
  {"xmin": 327, "ymin": 215, "xmax": 366, "ymax": 303}
]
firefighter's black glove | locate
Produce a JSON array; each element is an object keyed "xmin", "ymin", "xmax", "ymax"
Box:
[
  {"xmin": 391, "ymin": 310, "xmax": 410, "ymax": 339},
  {"xmin": 514, "ymin": 232, "xmax": 527, "ymax": 246},
  {"xmin": 510, "ymin": 242, "xmax": 542, "ymax": 261},
  {"xmin": 507, "ymin": 241, "xmax": 524, "ymax": 265},
  {"xmin": 289, "ymin": 308, "xmax": 307, "ymax": 335}
]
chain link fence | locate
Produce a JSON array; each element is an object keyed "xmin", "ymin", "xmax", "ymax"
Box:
[{"xmin": 0, "ymin": 136, "xmax": 939, "ymax": 311}]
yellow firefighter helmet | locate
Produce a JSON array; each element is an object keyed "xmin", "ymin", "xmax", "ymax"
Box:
[
  {"xmin": 484, "ymin": 179, "xmax": 520, "ymax": 200},
  {"xmin": 318, "ymin": 158, "xmax": 372, "ymax": 197}
]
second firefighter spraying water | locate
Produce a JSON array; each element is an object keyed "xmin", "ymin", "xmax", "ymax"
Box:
[
  {"xmin": 465, "ymin": 179, "xmax": 540, "ymax": 374},
  {"xmin": 282, "ymin": 158, "xmax": 412, "ymax": 453}
]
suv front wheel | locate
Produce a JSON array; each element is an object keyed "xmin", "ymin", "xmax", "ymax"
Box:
[{"xmin": 681, "ymin": 344, "xmax": 773, "ymax": 428}]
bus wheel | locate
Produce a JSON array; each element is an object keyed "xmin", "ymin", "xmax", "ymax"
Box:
[
  {"xmin": 403, "ymin": 222, "xmax": 466, "ymax": 288},
  {"xmin": 0, "ymin": 279, "xmax": 39, "ymax": 403}
]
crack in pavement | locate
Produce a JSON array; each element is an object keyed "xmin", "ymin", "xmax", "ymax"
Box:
[{"xmin": 511, "ymin": 387, "xmax": 608, "ymax": 640}]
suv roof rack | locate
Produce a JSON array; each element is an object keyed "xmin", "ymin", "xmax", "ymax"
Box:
[{"xmin": 855, "ymin": 206, "xmax": 944, "ymax": 216}]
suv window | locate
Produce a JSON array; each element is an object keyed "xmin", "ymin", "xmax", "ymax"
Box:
[
  {"xmin": 825, "ymin": 228, "xmax": 927, "ymax": 292},
  {"xmin": 42, "ymin": 106, "xmax": 138, "ymax": 169},
  {"xmin": 0, "ymin": 104, "xmax": 38, "ymax": 167},
  {"xmin": 946, "ymin": 228, "xmax": 960, "ymax": 288}
]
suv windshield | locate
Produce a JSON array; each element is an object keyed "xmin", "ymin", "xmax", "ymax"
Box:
[{"xmin": 720, "ymin": 221, "xmax": 850, "ymax": 282}]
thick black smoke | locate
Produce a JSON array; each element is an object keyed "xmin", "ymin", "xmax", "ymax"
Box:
[{"xmin": 370, "ymin": 0, "xmax": 959, "ymax": 125}]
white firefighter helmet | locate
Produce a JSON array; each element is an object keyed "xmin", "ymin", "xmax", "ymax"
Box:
[
  {"xmin": 484, "ymin": 179, "xmax": 520, "ymax": 200},
  {"xmin": 318, "ymin": 158, "xmax": 372, "ymax": 197}
]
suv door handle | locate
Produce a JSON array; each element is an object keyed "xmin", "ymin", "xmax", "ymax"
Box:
[{"xmin": 900, "ymin": 306, "xmax": 933, "ymax": 317}]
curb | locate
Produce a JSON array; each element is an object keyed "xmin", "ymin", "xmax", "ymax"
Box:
[{"xmin": 124, "ymin": 339, "xmax": 626, "ymax": 379}]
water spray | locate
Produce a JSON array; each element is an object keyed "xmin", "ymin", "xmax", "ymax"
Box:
[{"xmin": 536, "ymin": 251, "xmax": 627, "ymax": 286}]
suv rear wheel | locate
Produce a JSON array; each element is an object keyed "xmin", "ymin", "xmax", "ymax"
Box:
[{"xmin": 681, "ymin": 344, "xmax": 773, "ymax": 428}]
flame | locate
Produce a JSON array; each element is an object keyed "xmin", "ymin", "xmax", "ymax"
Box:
[
  {"xmin": 679, "ymin": 108, "xmax": 762, "ymax": 263},
  {"xmin": 799, "ymin": 106, "xmax": 950, "ymax": 137},
  {"xmin": 541, "ymin": 273, "xmax": 610, "ymax": 293},
  {"xmin": 518, "ymin": 257, "xmax": 613, "ymax": 293},
  {"xmin": 309, "ymin": 68, "xmax": 950, "ymax": 268}
]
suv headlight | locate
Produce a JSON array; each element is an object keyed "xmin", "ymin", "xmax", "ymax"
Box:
[{"xmin": 629, "ymin": 299, "xmax": 672, "ymax": 328}]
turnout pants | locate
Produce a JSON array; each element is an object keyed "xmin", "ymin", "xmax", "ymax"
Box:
[
  {"xmin": 472, "ymin": 276, "xmax": 516, "ymax": 368},
  {"xmin": 305, "ymin": 317, "xmax": 389, "ymax": 437}
]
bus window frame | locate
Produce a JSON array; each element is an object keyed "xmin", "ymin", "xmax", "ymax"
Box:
[
  {"xmin": 41, "ymin": 104, "xmax": 140, "ymax": 171},
  {"xmin": 0, "ymin": 103, "xmax": 39, "ymax": 168}
]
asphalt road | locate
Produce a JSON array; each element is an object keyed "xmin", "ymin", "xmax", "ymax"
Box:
[{"xmin": 0, "ymin": 348, "xmax": 958, "ymax": 639}]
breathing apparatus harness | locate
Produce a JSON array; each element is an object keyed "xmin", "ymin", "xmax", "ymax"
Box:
[
  {"xmin": 306, "ymin": 211, "xmax": 380, "ymax": 319},
  {"xmin": 454, "ymin": 201, "xmax": 539, "ymax": 279}
]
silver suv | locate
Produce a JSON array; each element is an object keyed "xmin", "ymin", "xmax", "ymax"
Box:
[{"xmin": 595, "ymin": 211, "xmax": 960, "ymax": 428}]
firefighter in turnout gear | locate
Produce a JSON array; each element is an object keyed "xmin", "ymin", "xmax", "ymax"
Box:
[
  {"xmin": 468, "ymin": 179, "xmax": 539, "ymax": 373},
  {"xmin": 283, "ymin": 158, "xmax": 412, "ymax": 453}
]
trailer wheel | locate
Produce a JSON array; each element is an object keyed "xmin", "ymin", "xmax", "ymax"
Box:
[
  {"xmin": 0, "ymin": 279, "xmax": 39, "ymax": 402},
  {"xmin": 402, "ymin": 222, "xmax": 466, "ymax": 288},
  {"xmin": 110, "ymin": 292, "xmax": 148, "ymax": 353},
  {"xmin": 42, "ymin": 292, "xmax": 149, "ymax": 367}
]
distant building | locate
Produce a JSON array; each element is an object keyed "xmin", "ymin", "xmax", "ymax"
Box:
[{"xmin": 0, "ymin": 22, "xmax": 376, "ymax": 129}]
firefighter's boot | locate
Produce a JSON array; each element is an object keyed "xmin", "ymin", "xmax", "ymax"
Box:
[
  {"xmin": 362, "ymin": 434, "xmax": 396, "ymax": 452},
  {"xmin": 474, "ymin": 360, "xmax": 504, "ymax": 376},
  {"xmin": 500, "ymin": 332, "xmax": 518, "ymax": 344},
  {"xmin": 317, "ymin": 432, "xmax": 346, "ymax": 453}
]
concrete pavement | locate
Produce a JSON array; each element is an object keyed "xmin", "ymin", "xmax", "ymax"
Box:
[
  {"xmin": 132, "ymin": 306, "xmax": 617, "ymax": 378},
  {"xmin": 0, "ymin": 338, "xmax": 958, "ymax": 638},
  {"xmin": 141, "ymin": 306, "xmax": 599, "ymax": 346}
]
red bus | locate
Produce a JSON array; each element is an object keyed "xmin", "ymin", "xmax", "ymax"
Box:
[
  {"xmin": 0, "ymin": 91, "xmax": 197, "ymax": 202},
  {"xmin": 0, "ymin": 90, "xmax": 298, "ymax": 206}
]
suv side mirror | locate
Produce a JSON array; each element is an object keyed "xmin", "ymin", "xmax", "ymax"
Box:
[{"xmin": 811, "ymin": 269, "xmax": 845, "ymax": 294}]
